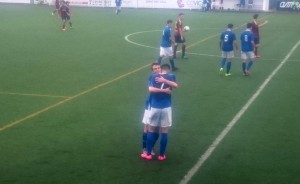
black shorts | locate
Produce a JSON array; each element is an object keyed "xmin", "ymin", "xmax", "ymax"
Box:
[
  {"xmin": 254, "ymin": 37, "xmax": 260, "ymax": 45},
  {"xmin": 61, "ymin": 12, "xmax": 70, "ymax": 21},
  {"xmin": 175, "ymin": 35, "xmax": 186, "ymax": 43}
]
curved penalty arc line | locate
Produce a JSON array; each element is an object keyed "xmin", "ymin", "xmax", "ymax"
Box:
[{"xmin": 124, "ymin": 30, "xmax": 161, "ymax": 50}]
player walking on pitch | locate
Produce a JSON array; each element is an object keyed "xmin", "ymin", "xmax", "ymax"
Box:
[
  {"xmin": 59, "ymin": 1, "xmax": 72, "ymax": 31},
  {"xmin": 115, "ymin": 0, "xmax": 122, "ymax": 15},
  {"xmin": 219, "ymin": 23, "xmax": 238, "ymax": 76},
  {"xmin": 157, "ymin": 19, "xmax": 178, "ymax": 71},
  {"xmin": 240, "ymin": 23, "xmax": 255, "ymax": 76},
  {"xmin": 52, "ymin": 0, "xmax": 60, "ymax": 17}
]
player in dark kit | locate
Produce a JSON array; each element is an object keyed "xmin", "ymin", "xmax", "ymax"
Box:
[
  {"xmin": 173, "ymin": 13, "xmax": 188, "ymax": 59},
  {"xmin": 52, "ymin": 0, "xmax": 60, "ymax": 17},
  {"xmin": 251, "ymin": 14, "xmax": 268, "ymax": 58},
  {"xmin": 59, "ymin": 1, "xmax": 72, "ymax": 31}
]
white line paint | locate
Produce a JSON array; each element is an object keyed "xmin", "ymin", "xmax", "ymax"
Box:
[
  {"xmin": 180, "ymin": 40, "xmax": 300, "ymax": 184},
  {"xmin": 124, "ymin": 30, "xmax": 160, "ymax": 50}
]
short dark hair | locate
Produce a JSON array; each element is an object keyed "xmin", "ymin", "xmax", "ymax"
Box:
[
  {"xmin": 151, "ymin": 62, "xmax": 160, "ymax": 68},
  {"xmin": 247, "ymin": 22, "xmax": 252, "ymax": 28},
  {"xmin": 161, "ymin": 64, "xmax": 171, "ymax": 71},
  {"xmin": 178, "ymin": 13, "xmax": 184, "ymax": 16},
  {"xmin": 253, "ymin": 14, "xmax": 258, "ymax": 19},
  {"xmin": 227, "ymin": 23, "xmax": 233, "ymax": 28},
  {"xmin": 151, "ymin": 63, "xmax": 160, "ymax": 72},
  {"xmin": 167, "ymin": 19, "xmax": 173, "ymax": 24}
]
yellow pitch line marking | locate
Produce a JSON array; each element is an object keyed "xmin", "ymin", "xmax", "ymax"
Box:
[
  {"xmin": 0, "ymin": 92, "xmax": 69, "ymax": 98},
  {"xmin": 0, "ymin": 64, "xmax": 151, "ymax": 132}
]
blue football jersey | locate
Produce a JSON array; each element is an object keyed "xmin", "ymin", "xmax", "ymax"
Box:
[
  {"xmin": 240, "ymin": 30, "xmax": 254, "ymax": 52},
  {"xmin": 161, "ymin": 26, "xmax": 172, "ymax": 48},
  {"xmin": 220, "ymin": 30, "xmax": 236, "ymax": 52},
  {"xmin": 149, "ymin": 73, "xmax": 176, "ymax": 108},
  {"xmin": 115, "ymin": 0, "xmax": 121, "ymax": 6}
]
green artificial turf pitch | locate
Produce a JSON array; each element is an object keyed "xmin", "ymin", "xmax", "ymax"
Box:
[{"xmin": 1, "ymin": 4, "xmax": 300, "ymax": 184}]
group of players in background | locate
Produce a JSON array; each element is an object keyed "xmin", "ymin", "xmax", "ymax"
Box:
[
  {"xmin": 156, "ymin": 13, "xmax": 188, "ymax": 72},
  {"xmin": 219, "ymin": 13, "xmax": 268, "ymax": 76},
  {"xmin": 51, "ymin": 0, "xmax": 121, "ymax": 31},
  {"xmin": 52, "ymin": 0, "xmax": 72, "ymax": 31}
]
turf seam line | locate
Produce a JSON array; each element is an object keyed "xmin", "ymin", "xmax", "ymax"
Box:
[
  {"xmin": 0, "ymin": 92, "xmax": 69, "ymax": 98},
  {"xmin": 180, "ymin": 39, "xmax": 300, "ymax": 184}
]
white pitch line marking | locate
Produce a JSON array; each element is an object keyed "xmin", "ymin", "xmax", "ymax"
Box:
[
  {"xmin": 180, "ymin": 40, "xmax": 300, "ymax": 184},
  {"xmin": 125, "ymin": 30, "xmax": 160, "ymax": 50}
]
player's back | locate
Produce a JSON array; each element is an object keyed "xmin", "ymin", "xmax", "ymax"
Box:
[
  {"xmin": 220, "ymin": 30, "xmax": 236, "ymax": 51},
  {"xmin": 116, "ymin": 0, "xmax": 121, "ymax": 6},
  {"xmin": 161, "ymin": 26, "xmax": 172, "ymax": 47},
  {"xmin": 149, "ymin": 73, "xmax": 175, "ymax": 108},
  {"xmin": 240, "ymin": 30, "xmax": 253, "ymax": 52},
  {"xmin": 60, "ymin": 4, "xmax": 68, "ymax": 12}
]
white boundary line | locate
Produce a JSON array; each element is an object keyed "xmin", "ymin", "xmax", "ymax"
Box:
[
  {"xmin": 125, "ymin": 30, "xmax": 160, "ymax": 50},
  {"xmin": 125, "ymin": 30, "xmax": 300, "ymax": 62},
  {"xmin": 179, "ymin": 40, "xmax": 300, "ymax": 184}
]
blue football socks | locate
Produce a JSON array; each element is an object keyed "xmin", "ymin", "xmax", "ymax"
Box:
[
  {"xmin": 220, "ymin": 58, "xmax": 226, "ymax": 68},
  {"xmin": 247, "ymin": 60, "xmax": 253, "ymax": 71},
  {"xmin": 146, "ymin": 132, "xmax": 156, "ymax": 155},
  {"xmin": 226, "ymin": 62, "xmax": 231, "ymax": 73},
  {"xmin": 142, "ymin": 132, "xmax": 147, "ymax": 149},
  {"xmin": 160, "ymin": 133, "xmax": 168, "ymax": 156}
]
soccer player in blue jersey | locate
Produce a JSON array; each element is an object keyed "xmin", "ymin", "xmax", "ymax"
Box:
[
  {"xmin": 157, "ymin": 20, "xmax": 178, "ymax": 71},
  {"xmin": 240, "ymin": 23, "xmax": 255, "ymax": 76},
  {"xmin": 140, "ymin": 64, "xmax": 178, "ymax": 161},
  {"xmin": 115, "ymin": 0, "xmax": 122, "ymax": 15},
  {"xmin": 219, "ymin": 23, "xmax": 238, "ymax": 76},
  {"xmin": 141, "ymin": 63, "xmax": 161, "ymax": 155}
]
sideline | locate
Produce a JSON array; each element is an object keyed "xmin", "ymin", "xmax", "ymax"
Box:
[{"xmin": 179, "ymin": 40, "xmax": 300, "ymax": 184}]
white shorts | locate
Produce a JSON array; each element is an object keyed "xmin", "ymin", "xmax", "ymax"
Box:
[
  {"xmin": 221, "ymin": 51, "xmax": 234, "ymax": 59},
  {"xmin": 148, "ymin": 107, "xmax": 172, "ymax": 128},
  {"xmin": 142, "ymin": 109, "xmax": 150, "ymax": 124},
  {"xmin": 241, "ymin": 51, "xmax": 255, "ymax": 60},
  {"xmin": 160, "ymin": 46, "xmax": 173, "ymax": 57}
]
